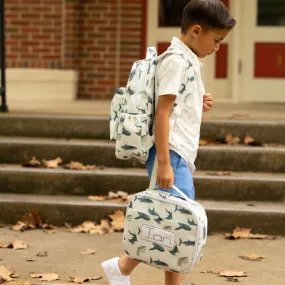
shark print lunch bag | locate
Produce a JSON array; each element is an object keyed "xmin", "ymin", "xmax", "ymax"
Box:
[{"xmin": 122, "ymin": 160, "xmax": 208, "ymax": 273}]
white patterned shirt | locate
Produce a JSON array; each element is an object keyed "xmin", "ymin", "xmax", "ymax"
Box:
[{"xmin": 155, "ymin": 37, "xmax": 205, "ymax": 173}]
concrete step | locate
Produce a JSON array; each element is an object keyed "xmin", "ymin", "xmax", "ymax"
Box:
[
  {"xmin": 0, "ymin": 193, "xmax": 284, "ymax": 235},
  {"xmin": 0, "ymin": 137, "xmax": 285, "ymax": 172},
  {"xmin": 1, "ymin": 114, "xmax": 285, "ymax": 143},
  {"xmin": 0, "ymin": 165, "xmax": 285, "ymax": 202}
]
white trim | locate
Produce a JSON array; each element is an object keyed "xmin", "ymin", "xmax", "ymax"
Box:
[{"xmin": 6, "ymin": 69, "xmax": 78, "ymax": 102}]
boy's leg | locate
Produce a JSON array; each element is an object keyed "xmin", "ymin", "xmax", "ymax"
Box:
[
  {"xmin": 165, "ymin": 272, "xmax": 183, "ymax": 285},
  {"xmin": 118, "ymin": 255, "xmax": 140, "ymax": 275}
]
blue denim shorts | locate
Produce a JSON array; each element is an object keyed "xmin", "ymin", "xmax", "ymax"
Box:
[{"xmin": 146, "ymin": 145, "xmax": 195, "ymax": 200}]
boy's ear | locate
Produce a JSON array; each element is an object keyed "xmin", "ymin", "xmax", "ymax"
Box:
[{"xmin": 190, "ymin": 25, "xmax": 202, "ymax": 37}]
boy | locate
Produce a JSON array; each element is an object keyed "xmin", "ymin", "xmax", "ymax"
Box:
[{"xmin": 102, "ymin": 0, "xmax": 236, "ymax": 284}]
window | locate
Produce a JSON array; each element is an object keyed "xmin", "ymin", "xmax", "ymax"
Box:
[{"xmin": 258, "ymin": 0, "xmax": 285, "ymax": 26}]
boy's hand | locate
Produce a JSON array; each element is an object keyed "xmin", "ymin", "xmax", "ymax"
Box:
[
  {"xmin": 203, "ymin": 93, "xmax": 213, "ymax": 112},
  {"xmin": 157, "ymin": 162, "xmax": 174, "ymax": 189}
]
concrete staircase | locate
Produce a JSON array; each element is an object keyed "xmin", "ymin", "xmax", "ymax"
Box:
[{"xmin": 0, "ymin": 115, "xmax": 285, "ymax": 235}]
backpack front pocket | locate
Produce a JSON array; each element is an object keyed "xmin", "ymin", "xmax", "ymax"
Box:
[{"xmin": 116, "ymin": 113, "xmax": 149, "ymax": 160}]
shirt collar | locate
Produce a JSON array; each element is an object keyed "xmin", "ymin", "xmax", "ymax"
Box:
[{"xmin": 171, "ymin": 37, "xmax": 203, "ymax": 71}]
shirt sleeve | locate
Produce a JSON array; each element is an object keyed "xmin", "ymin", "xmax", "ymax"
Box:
[{"xmin": 157, "ymin": 55, "xmax": 186, "ymax": 97}]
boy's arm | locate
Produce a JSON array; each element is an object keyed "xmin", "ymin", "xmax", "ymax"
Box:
[{"xmin": 155, "ymin": 95, "xmax": 176, "ymax": 189}]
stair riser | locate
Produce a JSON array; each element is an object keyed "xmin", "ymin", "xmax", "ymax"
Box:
[
  {"xmin": 0, "ymin": 202, "xmax": 284, "ymax": 235},
  {"xmin": 1, "ymin": 143, "xmax": 285, "ymax": 172},
  {"xmin": 1, "ymin": 116, "xmax": 285, "ymax": 143},
  {"xmin": 0, "ymin": 170, "xmax": 284, "ymax": 202}
]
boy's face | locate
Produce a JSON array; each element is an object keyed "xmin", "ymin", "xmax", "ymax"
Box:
[{"xmin": 187, "ymin": 26, "xmax": 230, "ymax": 58}]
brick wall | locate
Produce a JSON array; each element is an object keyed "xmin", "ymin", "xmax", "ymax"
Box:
[{"xmin": 5, "ymin": 0, "xmax": 144, "ymax": 99}]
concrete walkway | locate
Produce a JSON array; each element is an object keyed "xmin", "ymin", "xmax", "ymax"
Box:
[
  {"xmin": 0, "ymin": 227, "xmax": 285, "ymax": 285},
  {"xmin": 4, "ymin": 100, "xmax": 285, "ymax": 121}
]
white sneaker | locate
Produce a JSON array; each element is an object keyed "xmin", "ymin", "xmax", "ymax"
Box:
[{"xmin": 101, "ymin": 257, "xmax": 130, "ymax": 285}]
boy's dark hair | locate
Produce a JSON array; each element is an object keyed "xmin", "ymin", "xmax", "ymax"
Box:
[{"xmin": 181, "ymin": 0, "xmax": 236, "ymax": 34}]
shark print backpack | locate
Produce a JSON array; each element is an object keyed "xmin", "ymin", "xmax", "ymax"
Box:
[
  {"xmin": 123, "ymin": 159, "xmax": 208, "ymax": 273},
  {"xmin": 109, "ymin": 47, "xmax": 186, "ymax": 163}
]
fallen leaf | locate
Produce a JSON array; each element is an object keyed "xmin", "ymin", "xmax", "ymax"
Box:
[
  {"xmin": 13, "ymin": 212, "xmax": 42, "ymax": 231},
  {"xmin": 80, "ymin": 249, "xmax": 96, "ymax": 255},
  {"xmin": 206, "ymin": 171, "xmax": 232, "ymax": 176},
  {"xmin": 0, "ymin": 266, "xmax": 12, "ymax": 282},
  {"xmin": 12, "ymin": 222, "xmax": 26, "ymax": 232},
  {"xmin": 239, "ymin": 254, "xmax": 265, "ymax": 261},
  {"xmin": 247, "ymin": 203, "xmax": 255, "ymax": 207},
  {"xmin": 9, "ymin": 240, "xmax": 28, "ymax": 250},
  {"xmin": 30, "ymin": 273, "xmax": 60, "ymax": 281},
  {"xmin": 63, "ymin": 162, "xmax": 97, "ymax": 170},
  {"xmin": 244, "ymin": 136, "xmax": 255, "ymax": 145},
  {"xmin": 218, "ymin": 271, "xmax": 247, "ymax": 277},
  {"xmin": 91, "ymin": 277, "xmax": 102, "ymax": 280},
  {"xmin": 225, "ymin": 133, "xmax": 240, "ymax": 145},
  {"xmin": 88, "ymin": 196, "xmax": 106, "ymax": 201},
  {"xmin": 227, "ymin": 277, "xmax": 240, "ymax": 282},
  {"xmin": 22, "ymin": 157, "xmax": 41, "ymax": 168},
  {"xmin": 7, "ymin": 282, "xmax": 31, "ymax": 285},
  {"xmin": 71, "ymin": 276, "xmax": 102, "ymax": 283},
  {"xmin": 10, "ymin": 273, "xmax": 20, "ymax": 278},
  {"xmin": 0, "ymin": 243, "xmax": 8, "ymax": 248},
  {"xmin": 42, "ymin": 157, "xmax": 63, "ymax": 169},
  {"xmin": 70, "ymin": 221, "xmax": 97, "ymax": 233},
  {"xmin": 109, "ymin": 210, "xmax": 125, "ymax": 232},
  {"xmin": 225, "ymin": 227, "xmax": 273, "ymax": 240},
  {"xmin": 36, "ymin": 251, "xmax": 48, "ymax": 257},
  {"xmin": 42, "ymin": 223, "xmax": 57, "ymax": 230}
]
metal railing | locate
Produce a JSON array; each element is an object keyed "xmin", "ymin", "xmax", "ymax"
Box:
[{"xmin": 0, "ymin": 0, "xmax": 8, "ymax": 112}]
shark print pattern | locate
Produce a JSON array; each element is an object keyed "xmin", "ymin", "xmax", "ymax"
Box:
[{"xmin": 123, "ymin": 189, "xmax": 208, "ymax": 273}]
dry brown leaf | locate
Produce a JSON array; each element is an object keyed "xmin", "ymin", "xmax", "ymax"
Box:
[
  {"xmin": 70, "ymin": 221, "xmax": 97, "ymax": 233},
  {"xmin": 225, "ymin": 133, "xmax": 240, "ymax": 145},
  {"xmin": 88, "ymin": 196, "xmax": 106, "ymax": 201},
  {"xmin": 239, "ymin": 254, "xmax": 265, "ymax": 261},
  {"xmin": 30, "ymin": 273, "xmax": 60, "ymax": 281},
  {"xmin": 10, "ymin": 240, "xmax": 28, "ymax": 250},
  {"xmin": 91, "ymin": 276, "xmax": 102, "ymax": 280},
  {"xmin": 225, "ymin": 227, "xmax": 273, "ymax": 240},
  {"xmin": 0, "ymin": 266, "xmax": 12, "ymax": 282},
  {"xmin": 42, "ymin": 223, "xmax": 57, "ymax": 230},
  {"xmin": 227, "ymin": 277, "xmax": 241, "ymax": 282},
  {"xmin": 42, "ymin": 157, "xmax": 63, "ymax": 169},
  {"xmin": 247, "ymin": 203, "xmax": 255, "ymax": 207},
  {"xmin": 17, "ymin": 211, "xmax": 42, "ymax": 230},
  {"xmin": 244, "ymin": 136, "xmax": 255, "ymax": 145},
  {"xmin": 22, "ymin": 157, "xmax": 41, "ymax": 168},
  {"xmin": 10, "ymin": 273, "xmax": 20, "ymax": 278},
  {"xmin": 109, "ymin": 210, "xmax": 125, "ymax": 232},
  {"xmin": 36, "ymin": 251, "xmax": 48, "ymax": 257},
  {"xmin": 80, "ymin": 249, "xmax": 97, "ymax": 255},
  {"xmin": 7, "ymin": 282, "xmax": 31, "ymax": 285},
  {"xmin": 63, "ymin": 162, "xmax": 97, "ymax": 170},
  {"xmin": 218, "ymin": 271, "xmax": 247, "ymax": 278},
  {"xmin": 71, "ymin": 276, "xmax": 102, "ymax": 283},
  {"xmin": 225, "ymin": 227, "xmax": 252, "ymax": 239},
  {"xmin": 206, "ymin": 171, "xmax": 232, "ymax": 176},
  {"xmin": 0, "ymin": 243, "xmax": 8, "ymax": 248},
  {"xmin": 12, "ymin": 222, "xmax": 26, "ymax": 232}
]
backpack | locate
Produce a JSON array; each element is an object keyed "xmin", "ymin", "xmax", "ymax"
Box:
[{"xmin": 109, "ymin": 46, "xmax": 185, "ymax": 163}]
